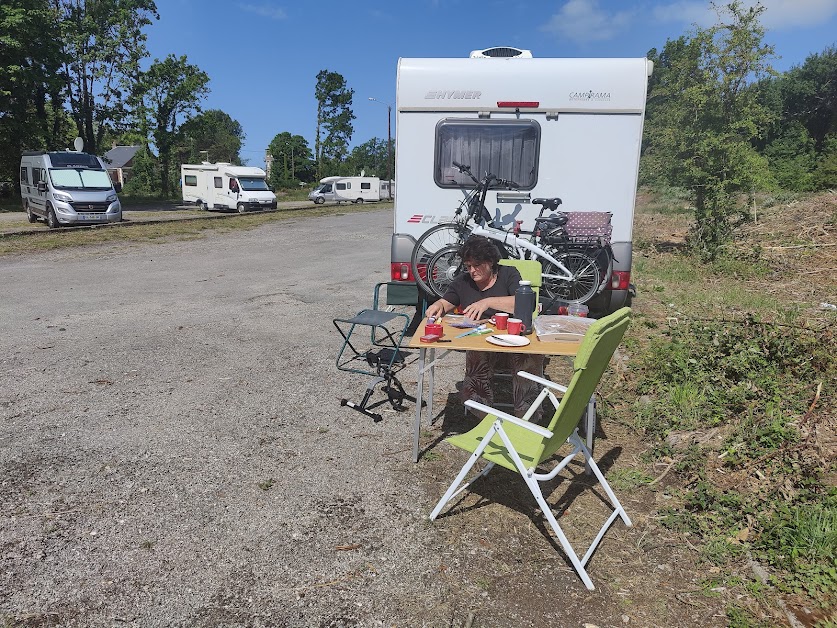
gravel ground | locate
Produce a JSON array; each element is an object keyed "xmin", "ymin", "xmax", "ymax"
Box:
[{"xmin": 0, "ymin": 209, "xmax": 724, "ymax": 627}]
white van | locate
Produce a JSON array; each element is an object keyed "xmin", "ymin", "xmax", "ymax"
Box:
[
  {"xmin": 390, "ymin": 47, "xmax": 652, "ymax": 312},
  {"xmin": 181, "ymin": 163, "xmax": 277, "ymax": 212},
  {"xmin": 308, "ymin": 176, "xmax": 381, "ymax": 204},
  {"xmin": 20, "ymin": 150, "xmax": 122, "ymax": 228}
]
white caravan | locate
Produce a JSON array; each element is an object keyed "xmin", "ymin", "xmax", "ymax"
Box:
[
  {"xmin": 20, "ymin": 149, "xmax": 122, "ymax": 228},
  {"xmin": 181, "ymin": 163, "xmax": 277, "ymax": 213},
  {"xmin": 391, "ymin": 46, "xmax": 652, "ymax": 312},
  {"xmin": 308, "ymin": 176, "xmax": 381, "ymax": 204}
]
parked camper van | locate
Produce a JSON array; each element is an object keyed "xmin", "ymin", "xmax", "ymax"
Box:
[
  {"xmin": 308, "ymin": 176, "xmax": 381, "ymax": 204},
  {"xmin": 390, "ymin": 47, "xmax": 652, "ymax": 313},
  {"xmin": 181, "ymin": 163, "xmax": 277, "ymax": 213},
  {"xmin": 20, "ymin": 150, "xmax": 122, "ymax": 228}
]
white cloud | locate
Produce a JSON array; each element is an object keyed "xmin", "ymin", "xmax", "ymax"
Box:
[
  {"xmin": 541, "ymin": 0, "xmax": 635, "ymax": 43},
  {"xmin": 652, "ymin": 0, "xmax": 837, "ymax": 30},
  {"xmin": 238, "ymin": 3, "xmax": 287, "ymax": 20}
]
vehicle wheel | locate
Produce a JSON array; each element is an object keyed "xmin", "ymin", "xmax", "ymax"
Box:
[
  {"xmin": 315, "ymin": 196, "xmax": 324, "ymax": 205},
  {"xmin": 25, "ymin": 202, "xmax": 37, "ymax": 223},
  {"xmin": 423, "ymin": 245, "xmax": 464, "ymax": 299},
  {"xmin": 410, "ymin": 222, "xmax": 471, "ymax": 297},
  {"xmin": 541, "ymin": 250, "xmax": 601, "ymax": 304},
  {"xmin": 46, "ymin": 204, "xmax": 59, "ymax": 229},
  {"xmin": 237, "ymin": 203, "xmax": 246, "ymax": 214},
  {"xmin": 354, "ymin": 198, "xmax": 363, "ymax": 204}
]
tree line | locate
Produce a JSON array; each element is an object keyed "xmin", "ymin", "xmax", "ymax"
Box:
[
  {"xmin": 0, "ymin": 0, "xmax": 390, "ymax": 198},
  {"xmin": 3, "ymin": 1, "xmax": 835, "ymax": 254}
]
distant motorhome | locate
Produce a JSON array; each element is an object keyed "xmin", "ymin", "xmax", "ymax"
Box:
[
  {"xmin": 181, "ymin": 163, "xmax": 277, "ymax": 213},
  {"xmin": 20, "ymin": 150, "xmax": 122, "ymax": 228},
  {"xmin": 308, "ymin": 176, "xmax": 384, "ymax": 205}
]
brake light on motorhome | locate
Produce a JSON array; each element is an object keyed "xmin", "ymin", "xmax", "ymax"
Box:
[
  {"xmin": 497, "ymin": 101, "xmax": 539, "ymax": 108},
  {"xmin": 391, "ymin": 263, "xmax": 415, "ymax": 281},
  {"xmin": 610, "ymin": 271, "xmax": 630, "ymax": 291}
]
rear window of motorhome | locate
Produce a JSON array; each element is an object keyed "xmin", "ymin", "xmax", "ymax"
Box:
[
  {"xmin": 435, "ymin": 119, "xmax": 540, "ymax": 190},
  {"xmin": 185, "ymin": 175, "xmax": 197, "ymax": 186},
  {"xmin": 20, "ymin": 168, "xmax": 28, "ymax": 185},
  {"xmin": 48, "ymin": 152, "xmax": 100, "ymax": 168},
  {"xmin": 361, "ymin": 182, "xmax": 371, "ymax": 190}
]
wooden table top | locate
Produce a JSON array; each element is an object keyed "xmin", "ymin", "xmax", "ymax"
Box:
[{"xmin": 407, "ymin": 315, "xmax": 582, "ymax": 356}]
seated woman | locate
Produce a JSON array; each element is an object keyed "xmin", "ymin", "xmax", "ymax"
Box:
[{"xmin": 424, "ymin": 236, "xmax": 543, "ymax": 418}]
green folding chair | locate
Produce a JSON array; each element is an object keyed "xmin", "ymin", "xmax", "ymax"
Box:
[{"xmin": 430, "ymin": 307, "xmax": 632, "ymax": 590}]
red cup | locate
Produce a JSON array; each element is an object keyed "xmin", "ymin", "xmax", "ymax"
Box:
[
  {"xmin": 425, "ymin": 323, "xmax": 444, "ymax": 337},
  {"xmin": 507, "ymin": 318, "xmax": 524, "ymax": 335},
  {"xmin": 493, "ymin": 312, "xmax": 509, "ymax": 330}
]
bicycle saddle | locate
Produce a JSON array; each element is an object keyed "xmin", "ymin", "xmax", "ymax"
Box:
[{"xmin": 532, "ymin": 197, "xmax": 562, "ymax": 211}]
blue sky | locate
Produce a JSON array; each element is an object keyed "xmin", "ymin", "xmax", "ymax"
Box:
[{"xmin": 145, "ymin": 0, "xmax": 837, "ymax": 169}]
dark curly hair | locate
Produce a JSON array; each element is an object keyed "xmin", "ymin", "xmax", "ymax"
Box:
[{"xmin": 460, "ymin": 236, "xmax": 501, "ymax": 274}]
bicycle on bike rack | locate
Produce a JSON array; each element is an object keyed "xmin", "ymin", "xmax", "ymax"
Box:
[{"xmin": 410, "ymin": 162, "xmax": 613, "ymax": 305}]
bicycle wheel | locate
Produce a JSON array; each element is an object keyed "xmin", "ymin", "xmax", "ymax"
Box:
[
  {"xmin": 541, "ymin": 249, "xmax": 602, "ymax": 304},
  {"xmin": 423, "ymin": 245, "xmax": 463, "ymax": 299},
  {"xmin": 410, "ymin": 222, "xmax": 470, "ymax": 296}
]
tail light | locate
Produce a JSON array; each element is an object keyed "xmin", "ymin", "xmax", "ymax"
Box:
[
  {"xmin": 391, "ymin": 263, "xmax": 416, "ymax": 281},
  {"xmin": 610, "ymin": 271, "xmax": 630, "ymax": 291}
]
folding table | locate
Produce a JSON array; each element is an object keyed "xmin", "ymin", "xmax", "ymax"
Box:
[{"xmin": 408, "ymin": 316, "xmax": 595, "ymax": 463}]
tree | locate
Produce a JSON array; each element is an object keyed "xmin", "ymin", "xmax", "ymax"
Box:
[
  {"xmin": 0, "ymin": 0, "xmax": 66, "ymax": 181},
  {"xmin": 643, "ymin": 1, "xmax": 775, "ymax": 259},
  {"xmin": 54, "ymin": 0, "xmax": 159, "ymax": 155},
  {"xmin": 179, "ymin": 109, "xmax": 244, "ymax": 165},
  {"xmin": 267, "ymin": 131, "xmax": 313, "ymax": 188},
  {"xmin": 137, "ymin": 54, "xmax": 209, "ymax": 197},
  {"xmin": 314, "ymin": 70, "xmax": 355, "ymax": 179},
  {"xmin": 344, "ymin": 138, "xmax": 389, "ymax": 177},
  {"xmin": 763, "ymin": 121, "xmax": 817, "ymax": 191}
]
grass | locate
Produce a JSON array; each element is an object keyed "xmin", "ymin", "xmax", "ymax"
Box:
[
  {"xmin": 627, "ymin": 189, "xmax": 837, "ymax": 620},
  {"xmin": 0, "ymin": 202, "xmax": 386, "ymax": 256}
]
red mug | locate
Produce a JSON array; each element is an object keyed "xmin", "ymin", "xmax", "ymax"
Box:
[
  {"xmin": 425, "ymin": 323, "xmax": 444, "ymax": 337},
  {"xmin": 492, "ymin": 312, "xmax": 509, "ymax": 330},
  {"xmin": 507, "ymin": 318, "xmax": 524, "ymax": 335}
]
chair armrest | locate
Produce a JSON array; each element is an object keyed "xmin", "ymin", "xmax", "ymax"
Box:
[
  {"xmin": 516, "ymin": 371, "xmax": 568, "ymax": 393},
  {"xmin": 464, "ymin": 401, "xmax": 554, "ymax": 438}
]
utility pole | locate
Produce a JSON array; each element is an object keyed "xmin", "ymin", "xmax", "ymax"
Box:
[{"xmin": 368, "ymin": 97, "xmax": 393, "ymax": 199}]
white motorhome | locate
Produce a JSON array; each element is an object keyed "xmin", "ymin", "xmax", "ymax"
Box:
[
  {"xmin": 391, "ymin": 47, "xmax": 652, "ymax": 312},
  {"xmin": 308, "ymin": 176, "xmax": 381, "ymax": 204},
  {"xmin": 181, "ymin": 162, "xmax": 277, "ymax": 212},
  {"xmin": 20, "ymin": 149, "xmax": 122, "ymax": 228}
]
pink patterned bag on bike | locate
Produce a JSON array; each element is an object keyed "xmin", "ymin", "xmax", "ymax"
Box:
[{"xmin": 564, "ymin": 211, "xmax": 613, "ymax": 245}]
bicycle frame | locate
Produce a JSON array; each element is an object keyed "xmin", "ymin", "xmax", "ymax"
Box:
[{"xmin": 469, "ymin": 224, "xmax": 574, "ymax": 282}]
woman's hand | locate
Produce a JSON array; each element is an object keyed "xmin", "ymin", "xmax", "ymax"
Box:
[
  {"xmin": 462, "ymin": 299, "xmax": 492, "ymax": 321},
  {"xmin": 425, "ymin": 299, "xmax": 452, "ymax": 320}
]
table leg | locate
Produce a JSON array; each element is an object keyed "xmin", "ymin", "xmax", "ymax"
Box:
[
  {"xmin": 427, "ymin": 347, "xmax": 436, "ymax": 422},
  {"xmin": 413, "ymin": 347, "xmax": 426, "ymax": 463}
]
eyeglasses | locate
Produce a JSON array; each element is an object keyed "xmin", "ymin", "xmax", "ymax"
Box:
[{"xmin": 463, "ymin": 261, "xmax": 489, "ymax": 271}]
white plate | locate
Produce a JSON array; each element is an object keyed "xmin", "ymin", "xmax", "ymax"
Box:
[{"xmin": 486, "ymin": 334, "xmax": 530, "ymax": 347}]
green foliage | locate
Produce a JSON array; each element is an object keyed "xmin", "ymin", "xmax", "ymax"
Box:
[
  {"xmin": 755, "ymin": 498, "xmax": 837, "ymax": 600},
  {"xmin": 814, "ymin": 135, "xmax": 837, "ymax": 189},
  {"xmin": 764, "ymin": 122, "xmax": 817, "ymax": 191},
  {"xmin": 0, "ymin": 0, "xmax": 66, "ymax": 181},
  {"xmin": 178, "ymin": 109, "xmax": 244, "ymax": 165},
  {"xmin": 55, "ymin": 0, "xmax": 159, "ymax": 154},
  {"xmin": 267, "ymin": 131, "xmax": 314, "ymax": 187},
  {"xmin": 120, "ymin": 146, "xmax": 158, "ymax": 197},
  {"xmin": 634, "ymin": 316, "xmax": 833, "ymax": 439},
  {"xmin": 137, "ymin": 54, "xmax": 210, "ymax": 197},
  {"xmin": 314, "ymin": 70, "xmax": 355, "ymax": 179},
  {"xmin": 644, "ymin": 2, "xmax": 776, "ymax": 259}
]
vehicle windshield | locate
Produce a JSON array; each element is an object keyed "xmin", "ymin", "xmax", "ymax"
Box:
[
  {"xmin": 49, "ymin": 168, "xmax": 113, "ymax": 190},
  {"xmin": 238, "ymin": 177, "xmax": 269, "ymax": 191}
]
